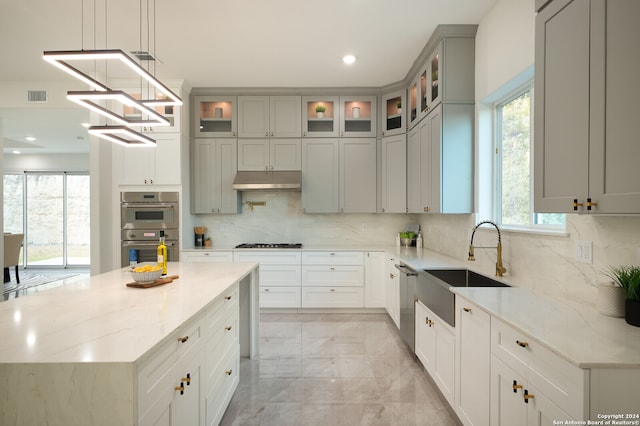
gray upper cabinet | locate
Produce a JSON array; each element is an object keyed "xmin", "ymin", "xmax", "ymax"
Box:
[
  {"xmin": 339, "ymin": 96, "xmax": 377, "ymax": 138},
  {"xmin": 237, "ymin": 139, "xmax": 301, "ymax": 171},
  {"xmin": 381, "ymin": 90, "xmax": 405, "ymax": 138},
  {"xmin": 193, "ymin": 95, "xmax": 237, "ymax": 138},
  {"xmin": 535, "ymin": 0, "xmax": 640, "ymax": 214},
  {"xmin": 238, "ymin": 96, "xmax": 302, "ymax": 138},
  {"xmin": 192, "ymin": 138, "xmax": 241, "ymax": 214},
  {"xmin": 340, "ymin": 138, "xmax": 377, "ymax": 213},
  {"xmin": 302, "ymin": 96, "xmax": 340, "ymax": 138},
  {"xmin": 302, "ymin": 139, "xmax": 340, "ymax": 213},
  {"xmin": 380, "ymin": 134, "xmax": 407, "ymax": 213}
]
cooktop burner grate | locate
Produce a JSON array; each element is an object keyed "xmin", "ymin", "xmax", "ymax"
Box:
[{"xmin": 235, "ymin": 243, "xmax": 303, "ymax": 249}]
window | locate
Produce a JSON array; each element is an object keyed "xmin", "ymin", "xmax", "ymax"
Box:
[{"xmin": 495, "ymin": 86, "xmax": 565, "ymax": 229}]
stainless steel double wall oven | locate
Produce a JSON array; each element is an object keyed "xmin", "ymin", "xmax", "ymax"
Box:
[{"xmin": 120, "ymin": 192, "xmax": 179, "ymax": 267}]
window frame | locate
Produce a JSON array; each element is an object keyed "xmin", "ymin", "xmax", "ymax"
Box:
[{"xmin": 493, "ymin": 83, "xmax": 566, "ymax": 234}]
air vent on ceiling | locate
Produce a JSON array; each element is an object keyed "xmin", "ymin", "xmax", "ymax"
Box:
[
  {"xmin": 27, "ymin": 90, "xmax": 47, "ymax": 103},
  {"xmin": 130, "ymin": 50, "xmax": 159, "ymax": 62}
]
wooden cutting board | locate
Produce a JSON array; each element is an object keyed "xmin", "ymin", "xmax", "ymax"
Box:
[{"xmin": 126, "ymin": 275, "xmax": 179, "ymax": 288}]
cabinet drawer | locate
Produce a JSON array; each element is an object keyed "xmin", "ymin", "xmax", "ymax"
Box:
[
  {"xmin": 302, "ymin": 286, "xmax": 364, "ymax": 308},
  {"xmin": 205, "ymin": 308, "xmax": 239, "ymax": 378},
  {"xmin": 183, "ymin": 251, "xmax": 233, "ymax": 262},
  {"xmin": 491, "ymin": 318, "xmax": 587, "ymax": 419},
  {"xmin": 260, "ymin": 265, "xmax": 301, "ymax": 287},
  {"xmin": 302, "ymin": 265, "xmax": 364, "ymax": 287},
  {"xmin": 234, "ymin": 251, "xmax": 301, "ymax": 265},
  {"xmin": 260, "ymin": 286, "xmax": 301, "ymax": 308},
  {"xmin": 205, "ymin": 285, "xmax": 238, "ymax": 339},
  {"xmin": 137, "ymin": 314, "xmax": 203, "ymax": 418},
  {"xmin": 206, "ymin": 345, "xmax": 240, "ymax": 426},
  {"xmin": 302, "ymin": 251, "xmax": 364, "ymax": 265}
]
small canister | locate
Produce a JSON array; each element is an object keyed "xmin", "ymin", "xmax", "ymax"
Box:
[
  {"xmin": 195, "ymin": 233, "xmax": 204, "ymax": 247},
  {"xmin": 129, "ymin": 249, "xmax": 139, "ymax": 267}
]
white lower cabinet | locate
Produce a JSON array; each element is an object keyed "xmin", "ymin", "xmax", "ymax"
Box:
[
  {"xmin": 301, "ymin": 251, "xmax": 364, "ymax": 308},
  {"xmin": 415, "ymin": 300, "xmax": 455, "ymax": 406},
  {"xmin": 137, "ymin": 284, "xmax": 239, "ymax": 426},
  {"xmin": 364, "ymin": 251, "xmax": 385, "ymax": 308},
  {"xmin": 385, "ymin": 253, "xmax": 400, "ymax": 328},
  {"xmin": 182, "ymin": 251, "xmax": 233, "ymax": 262},
  {"xmin": 455, "ymin": 299, "xmax": 491, "ymax": 426},
  {"xmin": 234, "ymin": 251, "xmax": 302, "ymax": 308}
]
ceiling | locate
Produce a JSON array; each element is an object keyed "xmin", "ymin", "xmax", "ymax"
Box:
[{"xmin": 0, "ymin": 0, "xmax": 497, "ymax": 154}]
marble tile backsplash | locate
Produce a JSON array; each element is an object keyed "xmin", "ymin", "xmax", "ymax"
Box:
[
  {"xmin": 192, "ymin": 192, "xmax": 640, "ymax": 309},
  {"xmin": 194, "ymin": 192, "xmax": 415, "ymax": 248},
  {"xmin": 420, "ymin": 214, "xmax": 640, "ymax": 309}
]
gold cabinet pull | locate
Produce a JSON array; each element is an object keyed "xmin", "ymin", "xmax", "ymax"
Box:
[
  {"xmin": 523, "ymin": 390, "xmax": 534, "ymax": 403},
  {"xmin": 586, "ymin": 198, "xmax": 598, "ymax": 211},
  {"xmin": 182, "ymin": 373, "xmax": 191, "ymax": 385},
  {"xmin": 175, "ymin": 384, "xmax": 185, "ymax": 395},
  {"xmin": 177, "ymin": 336, "xmax": 189, "ymax": 343},
  {"xmin": 463, "ymin": 307, "xmax": 472, "ymax": 313},
  {"xmin": 225, "ymin": 295, "xmax": 232, "ymax": 300},
  {"xmin": 572, "ymin": 199, "xmax": 583, "ymax": 211},
  {"xmin": 516, "ymin": 340, "xmax": 529, "ymax": 348},
  {"xmin": 390, "ymin": 273, "xmax": 395, "ymax": 279},
  {"xmin": 225, "ymin": 370, "xmax": 233, "ymax": 376},
  {"xmin": 225, "ymin": 326, "xmax": 232, "ymax": 331},
  {"xmin": 512, "ymin": 380, "xmax": 522, "ymax": 393}
]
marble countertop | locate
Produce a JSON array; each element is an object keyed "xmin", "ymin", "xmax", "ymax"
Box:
[
  {"xmin": 0, "ymin": 261, "xmax": 257, "ymax": 364},
  {"xmin": 389, "ymin": 248, "xmax": 640, "ymax": 368}
]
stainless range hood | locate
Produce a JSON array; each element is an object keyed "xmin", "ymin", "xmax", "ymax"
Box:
[{"xmin": 232, "ymin": 171, "xmax": 302, "ymax": 191}]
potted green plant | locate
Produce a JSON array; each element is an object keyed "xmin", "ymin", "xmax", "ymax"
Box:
[
  {"xmin": 396, "ymin": 99, "xmax": 402, "ymax": 115},
  {"xmin": 315, "ymin": 104, "xmax": 326, "ymax": 118},
  {"xmin": 604, "ymin": 265, "xmax": 640, "ymax": 326},
  {"xmin": 399, "ymin": 231, "xmax": 416, "ymax": 247}
]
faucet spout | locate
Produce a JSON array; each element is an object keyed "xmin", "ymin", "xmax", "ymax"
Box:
[{"xmin": 468, "ymin": 220, "xmax": 507, "ymax": 277}]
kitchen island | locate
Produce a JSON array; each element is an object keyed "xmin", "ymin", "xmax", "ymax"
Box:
[{"xmin": 0, "ymin": 261, "xmax": 259, "ymax": 426}]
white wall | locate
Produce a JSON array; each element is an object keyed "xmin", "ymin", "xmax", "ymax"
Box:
[
  {"xmin": 420, "ymin": 0, "xmax": 640, "ymax": 310},
  {"xmin": 3, "ymin": 153, "xmax": 89, "ymax": 172}
]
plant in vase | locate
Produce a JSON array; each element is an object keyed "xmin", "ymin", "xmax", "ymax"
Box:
[
  {"xmin": 315, "ymin": 104, "xmax": 326, "ymax": 119},
  {"xmin": 604, "ymin": 265, "xmax": 640, "ymax": 326},
  {"xmin": 396, "ymin": 100, "xmax": 402, "ymax": 115}
]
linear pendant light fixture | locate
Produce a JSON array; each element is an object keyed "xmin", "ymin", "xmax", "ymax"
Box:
[
  {"xmin": 43, "ymin": 49, "xmax": 182, "ymax": 106},
  {"xmin": 66, "ymin": 90, "xmax": 170, "ymax": 127},
  {"xmin": 88, "ymin": 125, "xmax": 156, "ymax": 147}
]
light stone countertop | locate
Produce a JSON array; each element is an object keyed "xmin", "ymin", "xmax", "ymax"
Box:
[{"xmin": 0, "ymin": 261, "xmax": 258, "ymax": 364}]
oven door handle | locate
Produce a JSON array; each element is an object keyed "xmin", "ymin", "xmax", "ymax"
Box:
[
  {"xmin": 122, "ymin": 241, "xmax": 176, "ymax": 247},
  {"xmin": 121, "ymin": 203, "xmax": 176, "ymax": 209},
  {"xmin": 394, "ymin": 264, "xmax": 418, "ymax": 276}
]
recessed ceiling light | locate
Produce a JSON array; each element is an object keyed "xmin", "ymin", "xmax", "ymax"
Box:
[
  {"xmin": 343, "ymin": 55, "xmax": 356, "ymax": 65},
  {"xmin": 12, "ymin": 150, "xmax": 21, "ymax": 154},
  {"xmin": 25, "ymin": 136, "xmax": 36, "ymax": 141},
  {"xmin": 81, "ymin": 122, "xmax": 91, "ymax": 128}
]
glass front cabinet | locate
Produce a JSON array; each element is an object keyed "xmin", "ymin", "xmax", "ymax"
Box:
[
  {"xmin": 302, "ymin": 96, "xmax": 339, "ymax": 137},
  {"xmin": 381, "ymin": 90, "xmax": 405, "ymax": 137},
  {"xmin": 115, "ymin": 87, "xmax": 182, "ymax": 134},
  {"xmin": 339, "ymin": 96, "xmax": 377, "ymax": 138},
  {"xmin": 427, "ymin": 43, "xmax": 442, "ymax": 110},
  {"xmin": 193, "ymin": 95, "xmax": 237, "ymax": 137}
]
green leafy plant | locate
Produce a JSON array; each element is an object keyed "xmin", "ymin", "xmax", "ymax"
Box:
[
  {"xmin": 399, "ymin": 231, "xmax": 416, "ymax": 239},
  {"xmin": 315, "ymin": 104, "xmax": 326, "ymax": 113},
  {"xmin": 604, "ymin": 265, "xmax": 640, "ymax": 301},
  {"xmin": 396, "ymin": 100, "xmax": 402, "ymax": 109}
]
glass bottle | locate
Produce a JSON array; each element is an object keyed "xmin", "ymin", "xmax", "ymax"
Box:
[{"xmin": 157, "ymin": 230, "xmax": 167, "ymax": 275}]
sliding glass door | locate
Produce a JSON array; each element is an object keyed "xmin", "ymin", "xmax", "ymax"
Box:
[{"xmin": 3, "ymin": 172, "xmax": 90, "ymax": 268}]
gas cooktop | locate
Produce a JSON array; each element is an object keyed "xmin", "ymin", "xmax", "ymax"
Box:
[{"xmin": 235, "ymin": 243, "xmax": 303, "ymax": 249}]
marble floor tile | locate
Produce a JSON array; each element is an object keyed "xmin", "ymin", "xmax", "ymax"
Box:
[{"xmin": 220, "ymin": 313, "xmax": 460, "ymax": 426}]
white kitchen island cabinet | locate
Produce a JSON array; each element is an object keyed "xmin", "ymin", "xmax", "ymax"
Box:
[{"xmin": 0, "ymin": 261, "xmax": 259, "ymax": 426}]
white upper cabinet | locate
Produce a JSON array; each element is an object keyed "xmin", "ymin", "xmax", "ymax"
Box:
[
  {"xmin": 238, "ymin": 96, "xmax": 301, "ymax": 138},
  {"xmin": 193, "ymin": 95, "xmax": 237, "ymax": 138},
  {"xmin": 381, "ymin": 90, "xmax": 405, "ymax": 137},
  {"xmin": 339, "ymin": 96, "xmax": 377, "ymax": 138},
  {"xmin": 535, "ymin": 0, "xmax": 640, "ymax": 214},
  {"xmin": 302, "ymin": 96, "xmax": 340, "ymax": 138},
  {"xmin": 116, "ymin": 133, "xmax": 182, "ymax": 186}
]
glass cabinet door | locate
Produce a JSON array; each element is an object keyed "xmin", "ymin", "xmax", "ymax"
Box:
[
  {"xmin": 420, "ymin": 67, "xmax": 428, "ymax": 117},
  {"xmin": 339, "ymin": 96, "xmax": 377, "ymax": 138},
  {"xmin": 193, "ymin": 95, "xmax": 237, "ymax": 137},
  {"xmin": 117, "ymin": 88, "xmax": 181, "ymax": 134},
  {"xmin": 302, "ymin": 96, "xmax": 339, "ymax": 137},
  {"xmin": 408, "ymin": 78, "xmax": 419, "ymax": 129},
  {"xmin": 428, "ymin": 44, "xmax": 442, "ymax": 109},
  {"xmin": 381, "ymin": 91, "xmax": 405, "ymax": 137}
]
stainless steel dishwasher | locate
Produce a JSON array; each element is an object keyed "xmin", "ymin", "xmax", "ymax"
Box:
[{"xmin": 395, "ymin": 263, "xmax": 418, "ymax": 352}]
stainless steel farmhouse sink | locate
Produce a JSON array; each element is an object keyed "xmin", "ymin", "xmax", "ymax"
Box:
[{"xmin": 416, "ymin": 269, "xmax": 510, "ymax": 327}]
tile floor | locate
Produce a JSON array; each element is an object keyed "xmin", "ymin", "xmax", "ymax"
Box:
[{"xmin": 220, "ymin": 313, "xmax": 460, "ymax": 426}]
